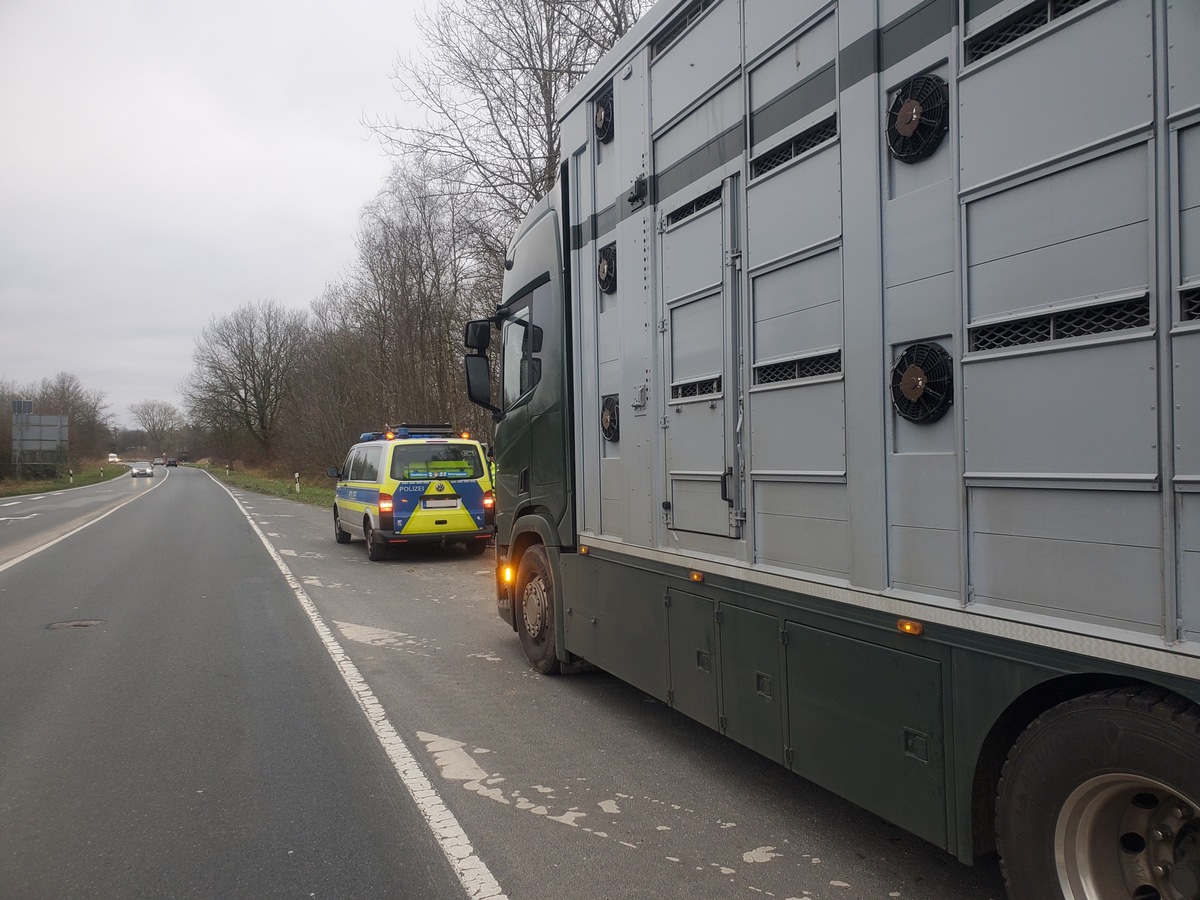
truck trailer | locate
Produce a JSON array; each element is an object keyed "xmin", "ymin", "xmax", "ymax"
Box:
[{"xmin": 464, "ymin": 0, "xmax": 1200, "ymax": 896}]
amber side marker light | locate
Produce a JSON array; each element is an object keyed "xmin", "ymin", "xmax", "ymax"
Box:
[
  {"xmin": 501, "ymin": 566, "xmax": 514, "ymax": 584},
  {"xmin": 897, "ymin": 618, "xmax": 924, "ymax": 636},
  {"xmin": 689, "ymin": 571, "xmax": 705, "ymax": 583},
  {"xmin": 579, "ymin": 546, "xmax": 589, "ymax": 555}
]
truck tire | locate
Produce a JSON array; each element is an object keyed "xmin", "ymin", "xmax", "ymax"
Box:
[
  {"xmin": 516, "ymin": 544, "xmax": 560, "ymax": 675},
  {"xmin": 333, "ymin": 507, "xmax": 351, "ymax": 544},
  {"xmin": 365, "ymin": 518, "xmax": 387, "ymax": 561},
  {"xmin": 996, "ymin": 687, "xmax": 1200, "ymax": 900}
]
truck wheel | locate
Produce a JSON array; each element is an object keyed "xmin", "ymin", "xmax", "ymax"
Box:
[
  {"xmin": 365, "ymin": 518, "xmax": 386, "ymax": 561},
  {"xmin": 516, "ymin": 544, "xmax": 560, "ymax": 675},
  {"xmin": 333, "ymin": 507, "xmax": 351, "ymax": 544},
  {"xmin": 996, "ymin": 687, "xmax": 1200, "ymax": 900}
]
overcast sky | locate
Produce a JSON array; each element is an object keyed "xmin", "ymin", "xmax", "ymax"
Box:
[{"xmin": 0, "ymin": 0, "xmax": 424, "ymax": 428}]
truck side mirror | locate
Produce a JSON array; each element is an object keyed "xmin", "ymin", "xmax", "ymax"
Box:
[
  {"xmin": 464, "ymin": 320, "xmax": 492, "ymax": 351},
  {"xmin": 465, "ymin": 354, "xmax": 502, "ymax": 419}
]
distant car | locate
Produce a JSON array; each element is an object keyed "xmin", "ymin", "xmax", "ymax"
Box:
[
  {"xmin": 130, "ymin": 461, "xmax": 154, "ymax": 478},
  {"xmin": 107, "ymin": 453, "xmax": 120, "ymax": 463},
  {"xmin": 153, "ymin": 457, "xmax": 165, "ymax": 466},
  {"xmin": 166, "ymin": 458, "xmax": 178, "ymax": 467}
]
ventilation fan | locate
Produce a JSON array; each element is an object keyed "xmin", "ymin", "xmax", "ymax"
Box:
[
  {"xmin": 594, "ymin": 90, "xmax": 614, "ymax": 144},
  {"xmin": 600, "ymin": 395, "xmax": 620, "ymax": 442},
  {"xmin": 885, "ymin": 74, "xmax": 950, "ymax": 163},
  {"xmin": 598, "ymin": 243, "xmax": 617, "ymax": 294},
  {"xmin": 890, "ymin": 342, "xmax": 954, "ymax": 424}
]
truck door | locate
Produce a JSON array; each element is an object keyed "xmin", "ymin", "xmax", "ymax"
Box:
[{"xmin": 660, "ymin": 174, "xmax": 742, "ymax": 539}]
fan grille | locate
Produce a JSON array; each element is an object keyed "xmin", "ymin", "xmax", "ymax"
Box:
[
  {"xmin": 885, "ymin": 75, "xmax": 950, "ymax": 164},
  {"xmin": 601, "ymin": 395, "xmax": 620, "ymax": 442},
  {"xmin": 594, "ymin": 89, "xmax": 614, "ymax": 144},
  {"xmin": 598, "ymin": 243, "xmax": 617, "ymax": 294},
  {"xmin": 890, "ymin": 342, "xmax": 954, "ymax": 425}
]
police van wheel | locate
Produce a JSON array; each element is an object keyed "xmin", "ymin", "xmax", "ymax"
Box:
[
  {"xmin": 333, "ymin": 508, "xmax": 351, "ymax": 544},
  {"xmin": 465, "ymin": 539, "xmax": 489, "ymax": 556},
  {"xmin": 365, "ymin": 519, "xmax": 387, "ymax": 561},
  {"xmin": 516, "ymin": 544, "xmax": 560, "ymax": 675}
]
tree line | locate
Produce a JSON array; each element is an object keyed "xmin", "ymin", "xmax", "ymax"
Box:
[{"xmin": 181, "ymin": 0, "xmax": 651, "ymax": 476}]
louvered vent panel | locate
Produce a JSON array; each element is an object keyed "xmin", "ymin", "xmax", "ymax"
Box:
[
  {"xmin": 666, "ymin": 187, "xmax": 722, "ymax": 226},
  {"xmin": 965, "ymin": 0, "xmax": 1096, "ymax": 64},
  {"xmin": 1183, "ymin": 287, "xmax": 1200, "ymax": 321},
  {"xmin": 671, "ymin": 377, "xmax": 722, "ymax": 399},
  {"xmin": 970, "ymin": 297, "xmax": 1150, "ymax": 351},
  {"xmin": 753, "ymin": 352, "xmax": 842, "ymax": 385},
  {"xmin": 651, "ymin": 0, "xmax": 717, "ymax": 58},
  {"xmin": 751, "ymin": 116, "xmax": 838, "ymax": 178}
]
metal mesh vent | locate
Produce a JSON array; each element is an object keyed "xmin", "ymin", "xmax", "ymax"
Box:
[
  {"xmin": 751, "ymin": 116, "xmax": 838, "ymax": 178},
  {"xmin": 965, "ymin": 0, "xmax": 1095, "ymax": 64},
  {"xmin": 1183, "ymin": 287, "xmax": 1200, "ymax": 321},
  {"xmin": 970, "ymin": 296, "xmax": 1150, "ymax": 351},
  {"xmin": 666, "ymin": 187, "xmax": 722, "ymax": 226},
  {"xmin": 671, "ymin": 376, "xmax": 721, "ymax": 400},
  {"xmin": 651, "ymin": 0, "xmax": 717, "ymax": 58},
  {"xmin": 753, "ymin": 351, "xmax": 842, "ymax": 385}
]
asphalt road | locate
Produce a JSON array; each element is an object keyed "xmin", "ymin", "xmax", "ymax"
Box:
[{"xmin": 0, "ymin": 466, "xmax": 1007, "ymax": 899}]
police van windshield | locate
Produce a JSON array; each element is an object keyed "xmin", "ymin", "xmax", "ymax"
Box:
[{"xmin": 390, "ymin": 444, "xmax": 484, "ymax": 481}]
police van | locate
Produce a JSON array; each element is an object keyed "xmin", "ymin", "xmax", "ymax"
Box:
[{"xmin": 327, "ymin": 424, "xmax": 495, "ymax": 561}]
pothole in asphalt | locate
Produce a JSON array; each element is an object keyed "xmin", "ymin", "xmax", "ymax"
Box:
[{"xmin": 45, "ymin": 620, "xmax": 106, "ymax": 630}]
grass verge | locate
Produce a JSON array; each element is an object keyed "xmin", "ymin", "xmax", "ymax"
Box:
[
  {"xmin": 204, "ymin": 465, "xmax": 335, "ymax": 509},
  {"xmin": 0, "ymin": 461, "xmax": 128, "ymax": 498}
]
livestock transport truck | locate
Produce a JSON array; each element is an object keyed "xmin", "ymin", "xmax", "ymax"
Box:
[{"xmin": 464, "ymin": 0, "xmax": 1200, "ymax": 896}]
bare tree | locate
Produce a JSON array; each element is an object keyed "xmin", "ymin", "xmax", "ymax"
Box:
[
  {"xmin": 33, "ymin": 372, "xmax": 113, "ymax": 460},
  {"xmin": 278, "ymin": 163, "xmax": 498, "ymax": 475},
  {"xmin": 182, "ymin": 300, "xmax": 308, "ymax": 460},
  {"xmin": 128, "ymin": 400, "xmax": 184, "ymax": 457},
  {"xmin": 369, "ymin": 0, "xmax": 652, "ymax": 249}
]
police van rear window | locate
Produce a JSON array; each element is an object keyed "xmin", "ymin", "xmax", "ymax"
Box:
[{"xmin": 389, "ymin": 444, "xmax": 484, "ymax": 481}]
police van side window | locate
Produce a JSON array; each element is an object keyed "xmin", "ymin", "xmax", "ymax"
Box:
[
  {"xmin": 360, "ymin": 446, "xmax": 382, "ymax": 482},
  {"xmin": 346, "ymin": 449, "xmax": 366, "ymax": 481}
]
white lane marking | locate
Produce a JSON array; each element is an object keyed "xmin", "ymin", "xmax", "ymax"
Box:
[
  {"xmin": 1, "ymin": 514, "xmax": 41, "ymax": 522},
  {"xmin": 207, "ymin": 472, "xmax": 506, "ymax": 900},
  {"xmin": 1, "ymin": 501, "xmax": 22, "ymax": 507},
  {"xmin": 0, "ymin": 477, "xmax": 165, "ymax": 575}
]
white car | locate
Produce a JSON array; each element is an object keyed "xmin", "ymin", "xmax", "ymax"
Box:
[
  {"xmin": 130, "ymin": 461, "xmax": 154, "ymax": 478},
  {"xmin": 108, "ymin": 453, "xmax": 120, "ymax": 463}
]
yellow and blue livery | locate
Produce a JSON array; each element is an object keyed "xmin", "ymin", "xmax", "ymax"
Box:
[{"xmin": 327, "ymin": 424, "xmax": 494, "ymax": 561}]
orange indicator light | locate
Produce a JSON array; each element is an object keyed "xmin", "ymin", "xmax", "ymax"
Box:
[
  {"xmin": 689, "ymin": 571, "xmax": 704, "ymax": 583},
  {"xmin": 897, "ymin": 618, "xmax": 923, "ymax": 636},
  {"xmin": 579, "ymin": 545, "xmax": 589, "ymax": 555},
  {"xmin": 502, "ymin": 566, "xmax": 514, "ymax": 584}
]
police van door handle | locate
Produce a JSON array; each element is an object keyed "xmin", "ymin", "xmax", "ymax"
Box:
[
  {"xmin": 720, "ymin": 466, "xmax": 733, "ymax": 505},
  {"xmin": 519, "ymin": 466, "xmax": 530, "ymax": 495}
]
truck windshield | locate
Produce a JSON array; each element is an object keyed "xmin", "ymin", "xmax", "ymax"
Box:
[{"xmin": 389, "ymin": 444, "xmax": 484, "ymax": 481}]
